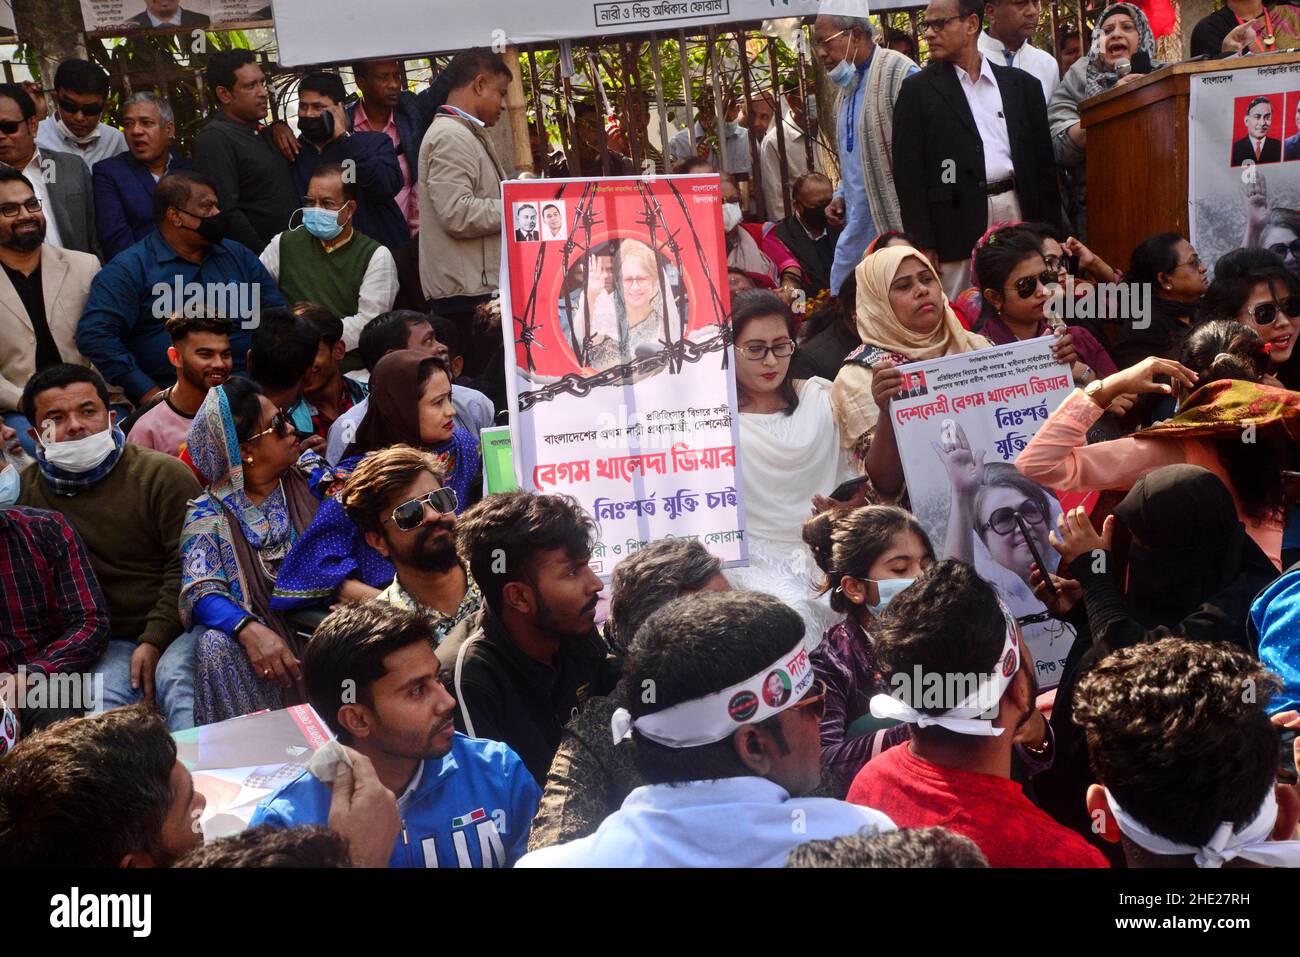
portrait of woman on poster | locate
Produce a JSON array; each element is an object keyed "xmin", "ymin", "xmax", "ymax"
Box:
[{"xmin": 586, "ymin": 239, "xmax": 684, "ymax": 372}]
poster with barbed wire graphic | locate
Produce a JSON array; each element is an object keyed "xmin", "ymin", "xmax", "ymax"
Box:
[{"xmin": 501, "ymin": 174, "xmax": 747, "ymax": 576}]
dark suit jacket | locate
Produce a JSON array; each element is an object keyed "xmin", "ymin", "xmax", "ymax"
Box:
[
  {"xmin": 93, "ymin": 151, "xmax": 193, "ymax": 262},
  {"xmin": 346, "ymin": 74, "xmax": 450, "ymax": 178},
  {"xmin": 515, "ymin": 228, "xmax": 539, "ymax": 242},
  {"xmin": 1231, "ymin": 135, "xmax": 1282, "ymax": 166},
  {"xmin": 292, "ymin": 131, "xmax": 407, "ymax": 250},
  {"xmin": 892, "ymin": 58, "xmax": 1061, "ymax": 263},
  {"xmin": 129, "ymin": 8, "xmax": 210, "ymax": 27},
  {"xmin": 1286, "ymin": 133, "xmax": 1300, "ymax": 162},
  {"xmin": 773, "ymin": 213, "xmax": 841, "ymax": 296},
  {"xmin": 42, "ymin": 148, "xmax": 99, "ymax": 260}
]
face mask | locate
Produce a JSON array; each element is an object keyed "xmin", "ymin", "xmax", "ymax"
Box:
[
  {"xmin": 866, "ymin": 576, "xmax": 915, "ymax": 616},
  {"xmin": 721, "ymin": 202, "xmax": 743, "ymax": 232},
  {"xmin": 725, "ymin": 120, "xmax": 742, "ymax": 136},
  {"xmin": 298, "ymin": 113, "xmax": 331, "ymax": 143},
  {"xmin": 54, "ymin": 114, "xmax": 98, "ymax": 146},
  {"xmin": 0, "ymin": 464, "xmax": 19, "ymax": 508},
  {"xmin": 302, "ymin": 207, "xmax": 344, "ymax": 241},
  {"xmin": 801, "ymin": 204, "xmax": 829, "ymax": 231},
  {"xmin": 828, "ymin": 37, "xmax": 862, "ymax": 89},
  {"xmin": 40, "ymin": 427, "xmax": 118, "ymax": 474},
  {"xmin": 183, "ymin": 209, "xmax": 230, "ymax": 244}
]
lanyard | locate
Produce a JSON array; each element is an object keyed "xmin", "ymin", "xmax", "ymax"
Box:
[{"xmin": 1236, "ymin": 8, "xmax": 1276, "ymax": 50}]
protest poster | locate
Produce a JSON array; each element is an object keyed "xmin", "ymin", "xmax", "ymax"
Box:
[
  {"xmin": 80, "ymin": 0, "xmax": 213, "ymax": 34},
  {"xmin": 1188, "ymin": 56, "xmax": 1300, "ymax": 279},
  {"xmin": 501, "ymin": 174, "xmax": 746, "ymax": 575},
  {"xmin": 208, "ymin": 0, "xmax": 272, "ymax": 26},
  {"xmin": 890, "ymin": 337, "xmax": 1085, "ymax": 687},
  {"xmin": 174, "ymin": 704, "xmax": 331, "ymax": 839}
]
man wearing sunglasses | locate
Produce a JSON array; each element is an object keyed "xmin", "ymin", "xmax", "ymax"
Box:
[
  {"xmin": 518, "ymin": 591, "xmax": 896, "ymax": 867},
  {"xmin": 34, "ymin": 59, "xmax": 126, "ymax": 172},
  {"xmin": 340, "ymin": 445, "xmax": 483, "ymax": 645}
]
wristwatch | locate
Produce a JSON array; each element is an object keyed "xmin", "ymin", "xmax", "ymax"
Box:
[{"xmin": 1084, "ymin": 378, "xmax": 1107, "ymax": 406}]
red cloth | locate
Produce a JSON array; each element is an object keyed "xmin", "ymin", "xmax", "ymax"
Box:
[
  {"xmin": 847, "ymin": 742, "xmax": 1109, "ymax": 868},
  {"xmin": 1132, "ymin": 0, "xmax": 1175, "ymax": 37}
]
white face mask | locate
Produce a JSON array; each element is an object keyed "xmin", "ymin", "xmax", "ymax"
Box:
[
  {"xmin": 722, "ymin": 202, "xmax": 743, "ymax": 232},
  {"xmin": 828, "ymin": 36, "xmax": 862, "ymax": 89},
  {"xmin": 40, "ymin": 427, "xmax": 117, "ymax": 474},
  {"xmin": 0, "ymin": 464, "xmax": 18, "ymax": 508},
  {"xmin": 54, "ymin": 114, "xmax": 99, "ymax": 146}
]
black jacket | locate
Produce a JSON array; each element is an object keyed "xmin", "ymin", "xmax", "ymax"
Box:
[
  {"xmin": 773, "ymin": 213, "xmax": 841, "ymax": 296},
  {"xmin": 436, "ymin": 608, "xmax": 622, "ymax": 785},
  {"xmin": 192, "ymin": 111, "xmax": 300, "ymax": 253},
  {"xmin": 892, "ymin": 58, "xmax": 1061, "ymax": 263},
  {"xmin": 1231, "ymin": 136, "xmax": 1282, "ymax": 167}
]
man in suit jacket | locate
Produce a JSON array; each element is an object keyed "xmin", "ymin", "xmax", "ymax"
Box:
[
  {"xmin": 93, "ymin": 92, "xmax": 192, "ymax": 262},
  {"xmin": 1231, "ymin": 96, "xmax": 1282, "ymax": 166},
  {"xmin": 0, "ymin": 83, "xmax": 99, "ymax": 259},
  {"xmin": 130, "ymin": 0, "xmax": 210, "ymax": 28},
  {"xmin": 1286, "ymin": 99, "xmax": 1300, "ymax": 161},
  {"xmin": 892, "ymin": 0, "xmax": 1061, "ymax": 299},
  {"xmin": 0, "ymin": 167, "xmax": 111, "ymax": 455},
  {"xmin": 772, "ymin": 172, "xmax": 842, "ymax": 297}
]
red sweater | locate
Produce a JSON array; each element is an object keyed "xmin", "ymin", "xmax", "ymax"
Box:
[{"xmin": 847, "ymin": 743, "xmax": 1108, "ymax": 868}]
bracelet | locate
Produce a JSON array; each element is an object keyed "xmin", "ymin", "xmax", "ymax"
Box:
[{"xmin": 232, "ymin": 615, "xmax": 257, "ymax": 637}]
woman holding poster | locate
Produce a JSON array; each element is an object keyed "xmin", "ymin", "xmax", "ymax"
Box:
[{"xmin": 727, "ymin": 290, "xmax": 855, "ymax": 637}]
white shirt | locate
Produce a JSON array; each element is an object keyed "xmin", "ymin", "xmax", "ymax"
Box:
[
  {"xmin": 259, "ymin": 230, "xmax": 399, "ymax": 352},
  {"xmin": 760, "ymin": 115, "xmax": 821, "ymax": 221},
  {"xmin": 954, "ymin": 54, "xmax": 1015, "ymax": 184},
  {"xmin": 21, "ymin": 151, "xmax": 62, "ymax": 249},
  {"xmin": 516, "ymin": 776, "xmax": 895, "ymax": 868},
  {"xmin": 978, "ymin": 31, "xmax": 1060, "ymax": 105},
  {"xmin": 667, "ymin": 122, "xmax": 752, "ymax": 174},
  {"xmin": 35, "ymin": 116, "xmax": 127, "ymax": 170}
]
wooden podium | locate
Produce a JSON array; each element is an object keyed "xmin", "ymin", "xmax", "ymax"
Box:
[{"xmin": 1080, "ymin": 49, "xmax": 1300, "ymax": 270}]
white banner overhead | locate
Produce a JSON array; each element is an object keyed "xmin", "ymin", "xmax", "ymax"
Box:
[{"xmin": 273, "ymin": 0, "xmax": 875, "ymax": 66}]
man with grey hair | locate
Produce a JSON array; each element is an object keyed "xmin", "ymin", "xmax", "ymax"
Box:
[
  {"xmin": 526, "ymin": 539, "xmax": 731, "ymax": 851},
  {"xmin": 92, "ymin": 92, "xmax": 193, "ymax": 261}
]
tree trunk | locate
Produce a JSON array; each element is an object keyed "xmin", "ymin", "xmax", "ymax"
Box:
[{"xmin": 14, "ymin": 0, "xmax": 88, "ymax": 89}]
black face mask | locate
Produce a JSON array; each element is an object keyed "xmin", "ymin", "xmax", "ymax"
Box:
[
  {"xmin": 179, "ymin": 208, "xmax": 231, "ymax": 244},
  {"xmin": 800, "ymin": 203, "xmax": 829, "ymax": 231},
  {"xmin": 298, "ymin": 113, "xmax": 331, "ymax": 144}
]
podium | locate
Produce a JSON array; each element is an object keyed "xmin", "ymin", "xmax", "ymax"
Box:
[{"xmin": 1080, "ymin": 49, "xmax": 1300, "ymax": 271}]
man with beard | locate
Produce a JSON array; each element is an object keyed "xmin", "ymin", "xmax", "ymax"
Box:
[
  {"xmin": 124, "ymin": 315, "xmax": 232, "ymax": 458},
  {"xmin": 340, "ymin": 444, "xmax": 483, "ymax": 643},
  {"xmin": 845, "ymin": 560, "xmax": 1107, "ymax": 867},
  {"xmin": 437, "ymin": 492, "xmax": 620, "ymax": 785},
  {"xmin": 250, "ymin": 602, "xmax": 541, "ymax": 868},
  {"xmin": 0, "ymin": 167, "xmax": 111, "ymax": 456}
]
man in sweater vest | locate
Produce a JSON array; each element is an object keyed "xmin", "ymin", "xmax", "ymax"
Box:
[{"xmin": 259, "ymin": 163, "xmax": 398, "ymax": 354}]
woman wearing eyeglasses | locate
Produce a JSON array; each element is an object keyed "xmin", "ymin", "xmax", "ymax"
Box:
[
  {"xmin": 586, "ymin": 239, "xmax": 683, "ymax": 372},
  {"xmin": 1019, "ymin": 321, "xmax": 1296, "ymax": 571},
  {"xmin": 725, "ymin": 289, "xmax": 856, "ymax": 637},
  {"xmin": 269, "ymin": 350, "xmax": 480, "ymax": 614},
  {"xmin": 1204, "ymin": 247, "xmax": 1300, "ymax": 389},
  {"xmin": 180, "ymin": 377, "xmax": 337, "ymax": 724}
]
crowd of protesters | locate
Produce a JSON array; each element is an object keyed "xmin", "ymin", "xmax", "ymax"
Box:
[{"xmin": 3, "ymin": 0, "xmax": 1300, "ymax": 870}]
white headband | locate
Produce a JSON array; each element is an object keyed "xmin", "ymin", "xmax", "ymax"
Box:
[
  {"xmin": 1105, "ymin": 787, "xmax": 1300, "ymax": 868},
  {"xmin": 610, "ymin": 631, "xmax": 821, "ymax": 748},
  {"xmin": 867, "ymin": 608, "xmax": 1022, "ymax": 737},
  {"xmin": 0, "ymin": 698, "xmax": 16, "ymax": 758}
]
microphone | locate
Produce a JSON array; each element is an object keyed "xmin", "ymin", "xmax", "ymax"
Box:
[{"xmin": 1114, "ymin": 57, "xmax": 1131, "ymax": 77}]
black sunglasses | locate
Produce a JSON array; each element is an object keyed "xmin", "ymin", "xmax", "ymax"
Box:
[
  {"xmin": 58, "ymin": 98, "xmax": 104, "ymax": 118},
  {"xmin": 1268, "ymin": 239, "xmax": 1300, "ymax": 259},
  {"xmin": 980, "ymin": 500, "xmax": 1047, "ymax": 537},
  {"xmin": 1246, "ymin": 296, "xmax": 1300, "ymax": 326},
  {"xmin": 245, "ymin": 410, "xmax": 295, "ymax": 443},
  {"xmin": 390, "ymin": 488, "xmax": 459, "ymax": 531},
  {"xmin": 0, "ymin": 119, "xmax": 26, "ymax": 135},
  {"xmin": 1009, "ymin": 270, "xmax": 1058, "ymax": 300}
]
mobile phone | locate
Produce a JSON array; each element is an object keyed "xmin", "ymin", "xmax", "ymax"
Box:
[
  {"xmin": 829, "ymin": 475, "xmax": 871, "ymax": 502},
  {"xmin": 1015, "ymin": 510, "xmax": 1058, "ymax": 599},
  {"xmin": 1063, "ymin": 253, "xmax": 1081, "ymax": 276},
  {"xmin": 1283, "ymin": 470, "xmax": 1300, "ymax": 505}
]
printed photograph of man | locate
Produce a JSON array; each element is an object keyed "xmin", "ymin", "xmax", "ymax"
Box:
[
  {"xmin": 130, "ymin": 0, "xmax": 211, "ymax": 29},
  {"xmin": 541, "ymin": 202, "xmax": 567, "ymax": 241},
  {"xmin": 1284, "ymin": 94, "xmax": 1300, "ymax": 162},
  {"xmin": 514, "ymin": 202, "xmax": 540, "ymax": 242},
  {"xmin": 1232, "ymin": 95, "xmax": 1282, "ymax": 167}
]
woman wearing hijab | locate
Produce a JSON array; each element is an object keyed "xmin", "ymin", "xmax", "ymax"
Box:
[
  {"xmin": 269, "ymin": 350, "xmax": 480, "ymax": 611},
  {"xmin": 1029, "ymin": 464, "xmax": 1278, "ymax": 855},
  {"xmin": 829, "ymin": 244, "xmax": 1076, "ymax": 500},
  {"xmin": 1049, "ymin": 3, "xmax": 1166, "ymax": 241},
  {"xmin": 181, "ymin": 378, "xmax": 336, "ymax": 724},
  {"xmin": 586, "ymin": 240, "xmax": 683, "ymax": 372}
]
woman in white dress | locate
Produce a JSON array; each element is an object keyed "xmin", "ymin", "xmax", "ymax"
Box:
[{"xmin": 727, "ymin": 289, "xmax": 858, "ymax": 637}]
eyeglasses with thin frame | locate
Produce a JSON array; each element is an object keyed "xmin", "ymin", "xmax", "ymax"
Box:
[
  {"xmin": 740, "ymin": 339, "xmax": 796, "ymax": 361},
  {"xmin": 1173, "ymin": 253, "xmax": 1203, "ymax": 272},
  {"xmin": 1007, "ymin": 270, "xmax": 1058, "ymax": 300},
  {"xmin": 389, "ymin": 488, "xmax": 459, "ymax": 531},
  {"xmin": 980, "ymin": 500, "xmax": 1048, "ymax": 537},
  {"xmin": 921, "ymin": 14, "xmax": 965, "ymax": 32},
  {"xmin": 302, "ymin": 196, "xmax": 346, "ymax": 210},
  {"xmin": 812, "ymin": 28, "xmax": 848, "ymax": 52},
  {"xmin": 0, "ymin": 197, "xmax": 41, "ymax": 219},
  {"xmin": 58, "ymin": 98, "xmax": 104, "ymax": 118},
  {"xmin": 244, "ymin": 410, "xmax": 295, "ymax": 444},
  {"xmin": 1245, "ymin": 296, "xmax": 1300, "ymax": 326}
]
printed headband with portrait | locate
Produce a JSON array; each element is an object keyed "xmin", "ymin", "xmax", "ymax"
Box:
[
  {"xmin": 867, "ymin": 602, "xmax": 1023, "ymax": 737},
  {"xmin": 0, "ymin": 695, "xmax": 17, "ymax": 758},
  {"xmin": 610, "ymin": 630, "xmax": 822, "ymax": 748}
]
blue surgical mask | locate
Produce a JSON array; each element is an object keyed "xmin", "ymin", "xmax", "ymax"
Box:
[
  {"xmin": 828, "ymin": 37, "xmax": 862, "ymax": 89},
  {"xmin": 866, "ymin": 576, "xmax": 915, "ymax": 616},
  {"xmin": 0, "ymin": 465, "xmax": 18, "ymax": 508},
  {"xmin": 301, "ymin": 207, "xmax": 344, "ymax": 241}
]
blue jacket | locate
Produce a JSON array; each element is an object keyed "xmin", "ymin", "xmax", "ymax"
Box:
[
  {"xmin": 92, "ymin": 151, "xmax": 193, "ymax": 262},
  {"xmin": 292, "ymin": 131, "xmax": 408, "ymax": 250},
  {"xmin": 250, "ymin": 733, "xmax": 541, "ymax": 868},
  {"xmin": 1251, "ymin": 570, "xmax": 1300, "ymax": 715},
  {"xmin": 345, "ymin": 74, "xmax": 450, "ymax": 180},
  {"xmin": 76, "ymin": 230, "xmax": 286, "ymax": 402}
]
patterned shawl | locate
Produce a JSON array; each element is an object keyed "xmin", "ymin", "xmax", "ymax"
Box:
[
  {"xmin": 852, "ymin": 45, "xmax": 913, "ymax": 235},
  {"xmin": 1134, "ymin": 378, "xmax": 1300, "ymax": 443}
]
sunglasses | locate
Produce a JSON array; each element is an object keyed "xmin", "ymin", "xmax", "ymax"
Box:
[
  {"xmin": 245, "ymin": 411, "xmax": 295, "ymax": 443},
  {"xmin": 58, "ymin": 98, "xmax": 104, "ymax": 118},
  {"xmin": 1008, "ymin": 270, "xmax": 1058, "ymax": 300},
  {"xmin": 1246, "ymin": 296, "xmax": 1300, "ymax": 326},
  {"xmin": 390, "ymin": 488, "xmax": 459, "ymax": 531},
  {"xmin": 0, "ymin": 119, "xmax": 26, "ymax": 135},
  {"xmin": 1268, "ymin": 239, "xmax": 1300, "ymax": 259},
  {"xmin": 785, "ymin": 679, "xmax": 828, "ymax": 719},
  {"xmin": 980, "ymin": 500, "xmax": 1048, "ymax": 537},
  {"xmin": 740, "ymin": 339, "xmax": 796, "ymax": 360}
]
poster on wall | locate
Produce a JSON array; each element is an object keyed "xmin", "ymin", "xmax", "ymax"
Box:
[
  {"xmin": 501, "ymin": 174, "xmax": 746, "ymax": 575},
  {"xmin": 890, "ymin": 337, "xmax": 1085, "ymax": 688},
  {"xmin": 80, "ymin": 0, "xmax": 272, "ymax": 34},
  {"xmin": 1188, "ymin": 57, "xmax": 1300, "ymax": 280}
]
